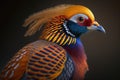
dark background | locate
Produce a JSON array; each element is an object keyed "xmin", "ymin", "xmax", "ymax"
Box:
[{"xmin": 0, "ymin": 0, "xmax": 120, "ymax": 80}]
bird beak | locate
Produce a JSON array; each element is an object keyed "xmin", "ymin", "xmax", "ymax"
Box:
[{"xmin": 87, "ymin": 21, "xmax": 106, "ymax": 33}]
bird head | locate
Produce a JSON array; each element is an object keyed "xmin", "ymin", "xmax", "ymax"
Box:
[
  {"xmin": 62, "ymin": 5, "xmax": 105, "ymax": 37},
  {"xmin": 23, "ymin": 4, "xmax": 105, "ymax": 45}
]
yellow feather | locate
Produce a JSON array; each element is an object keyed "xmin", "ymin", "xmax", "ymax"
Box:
[
  {"xmin": 68, "ymin": 37, "xmax": 73, "ymax": 45},
  {"xmin": 74, "ymin": 38, "xmax": 76, "ymax": 44},
  {"xmin": 56, "ymin": 33, "xmax": 64, "ymax": 43},
  {"xmin": 64, "ymin": 5, "xmax": 95, "ymax": 22},
  {"xmin": 46, "ymin": 32, "xmax": 53, "ymax": 40},
  {"xmin": 64, "ymin": 36, "xmax": 70, "ymax": 45},
  {"xmin": 59, "ymin": 33, "xmax": 66, "ymax": 45},
  {"xmin": 71, "ymin": 38, "xmax": 74, "ymax": 44},
  {"xmin": 48, "ymin": 33, "xmax": 56, "ymax": 41},
  {"xmin": 41, "ymin": 30, "xmax": 51, "ymax": 38},
  {"xmin": 24, "ymin": 4, "xmax": 95, "ymax": 37},
  {"xmin": 53, "ymin": 30, "xmax": 58, "ymax": 34},
  {"xmin": 52, "ymin": 33, "xmax": 60, "ymax": 42}
]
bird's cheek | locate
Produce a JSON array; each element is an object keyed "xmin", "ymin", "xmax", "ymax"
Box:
[
  {"xmin": 84, "ymin": 19, "xmax": 92, "ymax": 26},
  {"xmin": 78, "ymin": 22, "xmax": 84, "ymax": 26}
]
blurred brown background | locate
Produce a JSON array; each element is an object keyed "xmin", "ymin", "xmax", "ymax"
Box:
[{"xmin": 0, "ymin": 0, "xmax": 120, "ymax": 80}]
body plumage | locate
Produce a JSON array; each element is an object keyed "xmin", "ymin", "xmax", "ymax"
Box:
[{"xmin": 0, "ymin": 4, "xmax": 105, "ymax": 80}]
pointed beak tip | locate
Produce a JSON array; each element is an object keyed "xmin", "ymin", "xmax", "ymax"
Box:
[
  {"xmin": 97, "ymin": 26, "xmax": 106, "ymax": 33},
  {"xmin": 87, "ymin": 25, "xmax": 106, "ymax": 33}
]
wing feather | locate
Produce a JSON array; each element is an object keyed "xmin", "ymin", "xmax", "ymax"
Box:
[
  {"xmin": 0, "ymin": 40, "xmax": 67, "ymax": 80},
  {"xmin": 26, "ymin": 40, "xmax": 67, "ymax": 80},
  {"xmin": 0, "ymin": 46, "xmax": 31, "ymax": 80}
]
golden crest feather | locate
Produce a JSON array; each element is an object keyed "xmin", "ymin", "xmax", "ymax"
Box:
[
  {"xmin": 23, "ymin": 4, "xmax": 72, "ymax": 36},
  {"xmin": 23, "ymin": 4, "xmax": 95, "ymax": 37}
]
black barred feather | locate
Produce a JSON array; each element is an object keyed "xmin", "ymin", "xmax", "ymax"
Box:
[
  {"xmin": 26, "ymin": 40, "xmax": 67, "ymax": 80},
  {"xmin": 40, "ymin": 15, "xmax": 76, "ymax": 46}
]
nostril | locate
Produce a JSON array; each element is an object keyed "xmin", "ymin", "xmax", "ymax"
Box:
[
  {"xmin": 93, "ymin": 24, "xmax": 98, "ymax": 26},
  {"xmin": 93, "ymin": 21, "xmax": 100, "ymax": 26}
]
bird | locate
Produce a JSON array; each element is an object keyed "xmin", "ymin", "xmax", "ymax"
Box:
[{"xmin": 0, "ymin": 4, "xmax": 105, "ymax": 80}]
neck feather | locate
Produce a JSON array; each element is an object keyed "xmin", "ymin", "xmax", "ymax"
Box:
[
  {"xmin": 39, "ymin": 15, "xmax": 76, "ymax": 46},
  {"xmin": 63, "ymin": 38, "xmax": 88, "ymax": 80}
]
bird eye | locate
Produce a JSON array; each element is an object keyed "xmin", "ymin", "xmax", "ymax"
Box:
[{"xmin": 78, "ymin": 17, "xmax": 85, "ymax": 23}]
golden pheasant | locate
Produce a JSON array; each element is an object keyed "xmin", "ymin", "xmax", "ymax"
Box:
[{"xmin": 0, "ymin": 4, "xmax": 105, "ymax": 80}]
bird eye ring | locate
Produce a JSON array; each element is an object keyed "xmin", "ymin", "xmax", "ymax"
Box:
[{"xmin": 78, "ymin": 17, "xmax": 85, "ymax": 23}]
